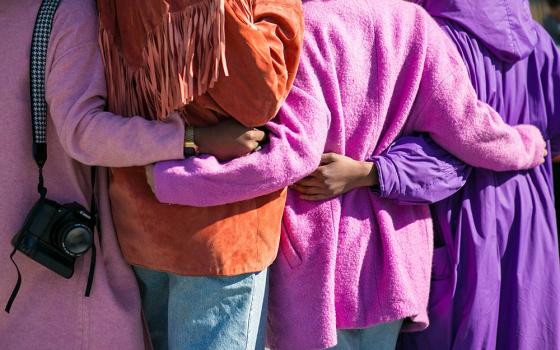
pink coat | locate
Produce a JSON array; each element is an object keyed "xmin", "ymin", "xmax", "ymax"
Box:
[
  {"xmin": 0, "ymin": 1, "xmax": 184, "ymax": 348},
  {"xmin": 267, "ymin": 2, "xmax": 543, "ymax": 348}
]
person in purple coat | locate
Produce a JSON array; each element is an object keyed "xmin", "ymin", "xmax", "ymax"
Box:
[{"xmin": 293, "ymin": 0, "xmax": 560, "ymax": 349}]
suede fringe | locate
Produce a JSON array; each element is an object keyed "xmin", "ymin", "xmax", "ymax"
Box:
[{"xmin": 99, "ymin": 0, "xmax": 253, "ymax": 120}]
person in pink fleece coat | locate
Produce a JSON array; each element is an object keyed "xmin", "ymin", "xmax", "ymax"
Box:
[{"xmin": 149, "ymin": 0, "xmax": 547, "ymax": 348}]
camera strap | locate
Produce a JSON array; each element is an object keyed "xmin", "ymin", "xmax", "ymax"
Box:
[
  {"xmin": 85, "ymin": 166, "xmax": 98, "ymax": 297},
  {"xmin": 6, "ymin": 0, "xmax": 98, "ymax": 313},
  {"xmin": 5, "ymin": 0, "xmax": 61, "ymax": 314},
  {"xmin": 30, "ymin": 0, "xmax": 61, "ymax": 198},
  {"xmin": 5, "ymin": 0, "xmax": 62, "ymax": 315}
]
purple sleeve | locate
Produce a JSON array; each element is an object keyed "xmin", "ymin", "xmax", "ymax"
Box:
[
  {"xmin": 372, "ymin": 135, "xmax": 470, "ymax": 205},
  {"xmin": 153, "ymin": 85, "xmax": 330, "ymax": 207}
]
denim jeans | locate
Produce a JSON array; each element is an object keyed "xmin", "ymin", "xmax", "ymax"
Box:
[
  {"xmin": 329, "ymin": 319, "xmax": 403, "ymax": 350},
  {"xmin": 134, "ymin": 267, "xmax": 269, "ymax": 350}
]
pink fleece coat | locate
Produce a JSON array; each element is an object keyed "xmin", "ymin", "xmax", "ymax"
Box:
[{"xmin": 153, "ymin": 1, "xmax": 545, "ymax": 349}]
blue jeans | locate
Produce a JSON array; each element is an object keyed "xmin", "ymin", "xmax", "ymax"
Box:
[
  {"xmin": 134, "ymin": 267, "xmax": 269, "ymax": 350},
  {"xmin": 329, "ymin": 319, "xmax": 403, "ymax": 350}
]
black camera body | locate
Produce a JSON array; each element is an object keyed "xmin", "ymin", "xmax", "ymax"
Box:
[{"xmin": 12, "ymin": 198, "xmax": 94, "ymax": 278}]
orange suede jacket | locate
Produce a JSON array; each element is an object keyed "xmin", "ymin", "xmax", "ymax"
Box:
[{"xmin": 109, "ymin": 0, "xmax": 303, "ymax": 276}]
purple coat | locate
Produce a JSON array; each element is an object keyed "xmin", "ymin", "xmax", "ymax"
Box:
[{"xmin": 374, "ymin": 1, "xmax": 560, "ymax": 349}]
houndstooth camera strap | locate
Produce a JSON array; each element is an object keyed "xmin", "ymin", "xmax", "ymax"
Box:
[
  {"xmin": 30, "ymin": 0, "xmax": 98, "ymax": 302},
  {"xmin": 30, "ymin": 0, "xmax": 61, "ymax": 165},
  {"xmin": 5, "ymin": 0, "xmax": 65, "ymax": 314}
]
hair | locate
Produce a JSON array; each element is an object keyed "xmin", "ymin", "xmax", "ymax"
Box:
[{"xmin": 549, "ymin": 0, "xmax": 560, "ymax": 9}]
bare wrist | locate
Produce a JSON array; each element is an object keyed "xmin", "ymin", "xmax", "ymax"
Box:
[{"xmin": 355, "ymin": 161, "xmax": 379, "ymax": 188}]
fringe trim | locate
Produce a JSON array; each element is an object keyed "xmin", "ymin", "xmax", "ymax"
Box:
[
  {"xmin": 230, "ymin": 0, "xmax": 253, "ymax": 25},
  {"xmin": 99, "ymin": 0, "xmax": 245, "ymax": 120}
]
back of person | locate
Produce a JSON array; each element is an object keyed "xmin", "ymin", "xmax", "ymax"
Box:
[
  {"xmin": 0, "ymin": 0, "xmax": 169, "ymax": 348},
  {"xmin": 398, "ymin": 1, "xmax": 560, "ymax": 349},
  {"xmin": 267, "ymin": 1, "xmax": 547, "ymax": 349},
  {"xmin": 268, "ymin": 3, "xmax": 436, "ymax": 347}
]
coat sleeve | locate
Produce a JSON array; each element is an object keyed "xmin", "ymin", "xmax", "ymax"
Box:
[
  {"xmin": 407, "ymin": 13, "xmax": 545, "ymax": 171},
  {"xmin": 206, "ymin": 0, "xmax": 304, "ymax": 127},
  {"xmin": 152, "ymin": 84, "xmax": 331, "ymax": 206},
  {"xmin": 372, "ymin": 134, "xmax": 470, "ymax": 205},
  {"xmin": 45, "ymin": 3, "xmax": 184, "ymax": 167}
]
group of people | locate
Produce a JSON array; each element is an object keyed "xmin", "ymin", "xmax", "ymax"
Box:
[{"xmin": 1, "ymin": 0, "xmax": 559, "ymax": 349}]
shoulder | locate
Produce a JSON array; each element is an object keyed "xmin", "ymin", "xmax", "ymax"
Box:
[
  {"xmin": 302, "ymin": 0, "xmax": 425, "ymax": 28},
  {"xmin": 54, "ymin": 0, "xmax": 97, "ymax": 27},
  {"xmin": 370, "ymin": 0, "xmax": 440, "ymax": 59},
  {"xmin": 371, "ymin": 0, "xmax": 433, "ymax": 26},
  {"xmin": 301, "ymin": 0, "xmax": 429, "ymax": 46},
  {"xmin": 51, "ymin": 0, "xmax": 99, "ymax": 51},
  {"xmin": 368, "ymin": 0, "xmax": 440, "ymax": 49},
  {"xmin": 302, "ymin": 0, "xmax": 433, "ymax": 28},
  {"xmin": 299, "ymin": 0, "xmax": 437, "ymax": 65},
  {"xmin": 45, "ymin": 0, "xmax": 101, "ymax": 86}
]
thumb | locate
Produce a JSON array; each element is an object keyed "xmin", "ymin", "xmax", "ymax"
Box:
[{"xmin": 321, "ymin": 153, "xmax": 338, "ymax": 165}]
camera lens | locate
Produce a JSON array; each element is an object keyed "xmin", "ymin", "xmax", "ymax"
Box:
[{"xmin": 59, "ymin": 224, "xmax": 93, "ymax": 257}]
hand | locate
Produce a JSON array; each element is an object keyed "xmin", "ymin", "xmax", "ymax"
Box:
[
  {"xmin": 195, "ymin": 120, "xmax": 266, "ymax": 162},
  {"xmin": 541, "ymin": 146, "xmax": 548, "ymax": 164},
  {"xmin": 291, "ymin": 153, "xmax": 379, "ymax": 201}
]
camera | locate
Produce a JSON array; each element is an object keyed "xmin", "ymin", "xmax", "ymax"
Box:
[{"xmin": 12, "ymin": 198, "xmax": 94, "ymax": 278}]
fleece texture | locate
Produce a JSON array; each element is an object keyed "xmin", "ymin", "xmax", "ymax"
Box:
[{"xmin": 153, "ymin": 0, "xmax": 545, "ymax": 348}]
